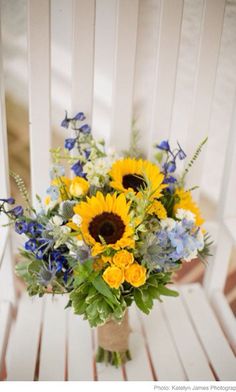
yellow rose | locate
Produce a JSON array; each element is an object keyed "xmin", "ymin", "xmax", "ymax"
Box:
[
  {"xmin": 69, "ymin": 177, "xmax": 89, "ymax": 197},
  {"xmin": 102, "ymin": 266, "xmax": 124, "ymax": 289},
  {"xmin": 125, "ymin": 263, "xmax": 146, "ymax": 287},
  {"xmin": 113, "ymin": 250, "xmax": 134, "ymax": 268}
]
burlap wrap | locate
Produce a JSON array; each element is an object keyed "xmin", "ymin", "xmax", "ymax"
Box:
[{"xmin": 97, "ymin": 311, "xmax": 130, "ymax": 352}]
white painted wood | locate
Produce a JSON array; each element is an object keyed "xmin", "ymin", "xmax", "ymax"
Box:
[
  {"xmin": 185, "ymin": 0, "xmax": 226, "ymax": 193},
  {"xmin": 125, "ymin": 306, "xmax": 153, "ymax": 381},
  {"xmin": 181, "ymin": 284, "xmax": 236, "ymax": 381},
  {"xmin": 0, "ymin": 241, "xmax": 16, "ymax": 304},
  {"xmin": 204, "ymin": 224, "xmax": 232, "ymax": 294},
  {"xmin": 27, "ymin": 0, "xmax": 51, "ymax": 203},
  {"xmin": 67, "ymin": 311, "xmax": 94, "ymax": 381},
  {"xmin": 140, "ymin": 303, "xmax": 186, "ymax": 381},
  {"xmin": 38, "ymin": 295, "xmax": 68, "ymax": 381},
  {"xmin": 211, "ymin": 290, "xmax": 236, "ymax": 354},
  {"xmin": 0, "ymin": 301, "xmax": 12, "ymax": 376},
  {"xmin": 109, "ymin": 0, "xmax": 139, "ymax": 151},
  {"xmin": 217, "ymin": 93, "xmax": 236, "ymax": 218},
  {"xmin": 0, "ymin": 14, "xmax": 15, "ymax": 304},
  {"xmin": 6, "ymin": 293, "xmax": 43, "ymax": 381},
  {"xmin": 132, "ymin": 0, "xmax": 161, "ymax": 158},
  {"xmin": 148, "ymin": 0, "xmax": 184, "ymax": 157},
  {"xmin": 162, "ymin": 287, "xmax": 215, "ymax": 381},
  {"xmin": 225, "ymin": 217, "xmax": 236, "ymax": 243},
  {"xmin": 70, "ymin": 0, "xmax": 95, "ymax": 121},
  {"xmin": 92, "ymin": 0, "xmax": 118, "ymax": 145}
]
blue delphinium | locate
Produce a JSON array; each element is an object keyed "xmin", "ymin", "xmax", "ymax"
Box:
[
  {"xmin": 25, "ymin": 239, "xmax": 37, "ymax": 251},
  {"xmin": 15, "ymin": 220, "xmax": 28, "ymax": 234},
  {"xmin": 28, "ymin": 222, "xmax": 43, "ymax": 236},
  {"xmin": 156, "ymin": 140, "xmax": 186, "ymax": 179},
  {"xmin": 0, "ymin": 197, "xmax": 15, "ymax": 205},
  {"xmin": 79, "ymin": 124, "xmax": 91, "ymax": 134},
  {"xmin": 71, "ymin": 161, "xmax": 86, "ymax": 177},
  {"xmin": 64, "ymin": 138, "xmax": 76, "ymax": 151}
]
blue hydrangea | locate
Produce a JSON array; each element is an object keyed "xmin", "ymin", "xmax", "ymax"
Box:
[
  {"xmin": 154, "ymin": 219, "xmax": 203, "ymax": 269},
  {"xmin": 46, "ymin": 185, "xmax": 60, "ymax": 201}
]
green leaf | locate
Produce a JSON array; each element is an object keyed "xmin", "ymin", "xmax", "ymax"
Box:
[
  {"xmin": 133, "ymin": 289, "xmax": 150, "ymax": 314},
  {"xmin": 15, "ymin": 260, "xmax": 31, "ymax": 279},
  {"xmin": 158, "ymin": 285, "xmax": 179, "ymax": 297},
  {"xmin": 92, "ymin": 275, "xmax": 118, "ymax": 305}
]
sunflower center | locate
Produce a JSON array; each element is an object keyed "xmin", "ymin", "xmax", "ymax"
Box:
[
  {"xmin": 89, "ymin": 212, "xmax": 125, "ymax": 244},
  {"xmin": 122, "ymin": 174, "xmax": 147, "ymax": 192}
]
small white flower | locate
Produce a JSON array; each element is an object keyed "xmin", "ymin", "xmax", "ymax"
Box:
[
  {"xmin": 72, "ymin": 214, "xmax": 82, "ymax": 226},
  {"xmin": 60, "ymin": 226, "xmax": 71, "ymax": 234},
  {"xmin": 176, "ymin": 208, "xmax": 196, "ymax": 222},
  {"xmin": 160, "ymin": 218, "xmax": 176, "ymax": 231},
  {"xmin": 184, "ymin": 249, "xmax": 198, "ymax": 262},
  {"xmin": 50, "ymin": 215, "xmax": 63, "ymax": 226}
]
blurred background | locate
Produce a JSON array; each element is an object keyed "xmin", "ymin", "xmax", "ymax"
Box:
[{"xmin": 0, "ymin": 0, "xmax": 236, "ymax": 312}]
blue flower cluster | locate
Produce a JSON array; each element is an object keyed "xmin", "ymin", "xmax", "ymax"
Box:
[
  {"xmin": 14, "ymin": 218, "xmax": 71, "ymax": 284},
  {"xmin": 155, "ymin": 219, "xmax": 202, "ymax": 269},
  {"xmin": 0, "ymin": 197, "xmax": 23, "ymax": 218}
]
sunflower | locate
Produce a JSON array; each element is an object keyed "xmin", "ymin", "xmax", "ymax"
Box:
[
  {"xmin": 173, "ymin": 188, "xmax": 204, "ymax": 226},
  {"xmin": 73, "ymin": 192, "xmax": 134, "ymax": 255},
  {"xmin": 109, "ymin": 158, "xmax": 166, "ymax": 199}
]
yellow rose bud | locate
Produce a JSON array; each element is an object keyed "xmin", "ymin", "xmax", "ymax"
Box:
[
  {"xmin": 102, "ymin": 266, "xmax": 124, "ymax": 289},
  {"xmin": 69, "ymin": 177, "xmax": 89, "ymax": 197},
  {"xmin": 125, "ymin": 263, "xmax": 146, "ymax": 287},
  {"xmin": 113, "ymin": 250, "xmax": 134, "ymax": 268}
]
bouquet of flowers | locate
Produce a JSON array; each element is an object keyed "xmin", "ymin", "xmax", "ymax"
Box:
[{"xmin": 0, "ymin": 112, "xmax": 211, "ymax": 367}]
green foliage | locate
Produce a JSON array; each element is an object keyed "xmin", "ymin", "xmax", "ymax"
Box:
[
  {"xmin": 70, "ymin": 281, "xmax": 127, "ymax": 327},
  {"xmin": 9, "ymin": 170, "xmax": 33, "ymax": 212},
  {"xmin": 133, "ymin": 273, "xmax": 179, "ymax": 315},
  {"xmin": 179, "ymin": 137, "xmax": 208, "ymax": 185},
  {"xmin": 198, "ymin": 232, "xmax": 213, "ymax": 264},
  {"xmin": 123, "ymin": 122, "xmax": 144, "ymax": 159}
]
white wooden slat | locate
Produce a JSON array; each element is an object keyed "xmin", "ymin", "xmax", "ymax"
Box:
[
  {"xmin": 0, "ymin": 301, "xmax": 12, "ymax": 376},
  {"xmin": 181, "ymin": 284, "xmax": 236, "ymax": 381},
  {"xmin": 203, "ymin": 224, "xmax": 232, "ymax": 294},
  {"xmin": 109, "ymin": 0, "xmax": 139, "ymax": 151},
  {"xmin": 185, "ymin": 0, "xmax": 226, "ymax": 192},
  {"xmin": 162, "ymin": 286, "xmax": 215, "ymax": 381},
  {"xmin": 38, "ymin": 295, "xmax": 68, "ymax": 381},
  {"xmin": 94, "ymin": 329, "xmax": 124, "ymax": 381},
  {"xmin": 125, "ymin": 306, "xmax": 153, "ymax": 381},
  {"xmin": 140, "ymin": 303, "xmax": 186, "ymax": 381},
  {"xmin": 211, "ymin": 290, "xmax": 236, "ymax": 354},
  {"xmin": 92, "ymin": 0, "xmax": 118, "ymax": 145},
  {"xmin": 217, "ymin": 93, "xmax": 236, "ymax": 218},
  {"xmin": 70, "ymin": 0, "xmax": 95, "ymax": 120},
  {"xmin": 27, "ymin": 0, "xmax": 51, "ymax": 202},
  {"xmin": 6, "ymin": 293, "xmax": 43, "ymax": 381},
  {"xmin": 0, "ymin": 14, "xmax": 15, "ymax": 304},
  {"xmin": 0, "ymin": 241, "xmax": 16, "ymax": 304},
  {"xmin": 225, "ymin": 217, "xmax": 236, "ymax": 244},
  {"xmin": 67, "ymin": 311, "xmax": 94, "ymax": 381},
  {"xmin": 148, "ymin": 0, "xmax": 184, "ymax": 158}
]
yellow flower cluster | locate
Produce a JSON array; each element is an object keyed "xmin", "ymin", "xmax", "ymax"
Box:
[
  {"xmin": 173, "ymin": 188, "xmax": 204, "ymax": 226},
  {"xmin": 45, "ymin": 176, "xmax": 89, "ymax": 204},
  {"xmin": 101, "ymin": 250, "xmax": 146, "ymax": 289}
]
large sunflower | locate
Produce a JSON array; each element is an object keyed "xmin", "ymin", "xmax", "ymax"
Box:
[
  {"xmin": 109, "ymin": 158, "xmax": 166, "ymax": 199},
  {"xmin": 73, "ymin": 192, "xmax": 134, "ymax": 255}
]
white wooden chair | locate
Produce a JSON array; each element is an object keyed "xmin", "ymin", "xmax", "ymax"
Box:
[{"xmin": 0, "ymin": 0, "xmax": 236, "ymax": 381}]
